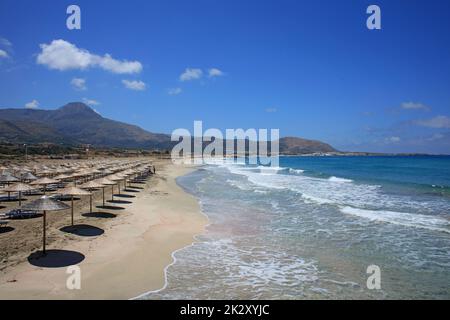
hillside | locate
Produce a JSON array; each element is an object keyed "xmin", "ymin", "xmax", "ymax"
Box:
[
  {"xmin": 0, "ymin": 103, "xmax": 170, "ymax": 149},
  {"xmin": 0, "ymin": 102, "xmax": 337, "ymax": 154},
  {"xmin": 279, "ymin": 136, "xmax": 336, "ymax": 154}
]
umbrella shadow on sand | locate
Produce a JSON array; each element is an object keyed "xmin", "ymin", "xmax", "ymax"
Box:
[
  {"xmin": 96, "ymin": 205, "xmax": 125, "ymax": 211},
  {"xmin": 60, "ymin": 224, "xmax": 105, "ymax": 237},
  {"xmin": 123, "ymin": 188, "xmax": 140, "ymax": 193},
  {"xmin": 0, "ymin": 226, "xmax": 14, "ymax": 234},
  {"xmin": 28, "ymin": 250, "xmax": 85, "ymax": 268},
  {"xmin": 113, "ymin": 194, "xmax": 136, "ymax": 198},
  {"xmin": 82, "ymin": 211, "xmax": 117, "ymax": 219},
  {"xmin": 107, "ymin": 199, "xmax": 132, "ymax": 205}
]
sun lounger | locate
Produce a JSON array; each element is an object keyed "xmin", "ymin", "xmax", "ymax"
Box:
[
  {"xmin": 6, "ymin": 209, "xmax": 40, "ymax": 219},
  {"xmin": 23, "ymin": 190, "xmax": 40, "ymax": 196},
  {"xmin": 50, "ymin": 194, "xmax": 73, "ymax": 201},
  {"xmin": 0, "ymin": 194, "xmax": 19, "ymax": 201},
  {"xmin": 43, "ymin": 184, "xmax": 58, "ymax": 192},
  {"xmin": 0, "ymin": 220, "xmax": 8, "ymax": 227}
]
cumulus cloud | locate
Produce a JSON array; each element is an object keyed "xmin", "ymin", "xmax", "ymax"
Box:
[
  {"xmin": 0, "ymin": 38, "xmax": 12, "ymax": 60},
  {"xmin": 401, "ymin": 102, "xmax": 430, "ymax": 111},
  {"xmin": 180, "ymin": 68, "xmax": 203, "ymax": 81},
  {"xmin": 122, "ymin": 79, "xmax": 146, "ymax": 91},
  {"xmin": 25, "ymin": 100, "xmax": 39, "ymax": 109},
  {"xmin": 0, "ymin": 37, "xmax": 12, "ymax": 47},
  {"xmin": 416, "ymin": 115, "xmax": 450, "ymax": 128},
  {"xmin": 208, "ymin": 68, "xmax": 224, "ymax": 78},
  {"xmin": 71, "ymin": 77, "xmax": 87, "ymax": 90},
  {"xmin": 168, "ymin": 87, "xmax": 182, "ymax": 95},
  {"xmin": 427, "ymin": 133, "xmax": 444, "ymax": 141},
  {"xmin": 82, "ymin": 98, "xmax": 100, "ymax": 106},
  {"xmin": 0, "ymin": 49, "xmax": 8, "ymax": 58},
  {"xmin": 385, "ymin": 136, "xmax": 401, "ymax": 143},
  {"xmin": 37, "ymin": 39, "xmax": 142, "ymax": 74}
]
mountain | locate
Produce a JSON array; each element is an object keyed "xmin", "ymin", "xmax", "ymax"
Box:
[
  {"xmin": 0, "ymin": 102, "xmax": 337, "ymax": 154},
  {"xmin": 0, "ymin": 103, "xmax": 170, "ymax": 149},
  {"xmin": 279, "ymin": 136, "xmax": 336, "ymax": 154}
]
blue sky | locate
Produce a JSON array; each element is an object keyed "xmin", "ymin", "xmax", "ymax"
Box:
[{"xmin": 0, "ymin": 0, "xmax": 449, "ymax": 154}]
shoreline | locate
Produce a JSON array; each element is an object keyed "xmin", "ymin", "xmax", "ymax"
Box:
[
  {"xmin": 132, "ymin": 173, "xmax": 211, "ymax": 300},
  {"xmin": 0, "ymin": 161, "xmax": 207, "ymax": 300}
]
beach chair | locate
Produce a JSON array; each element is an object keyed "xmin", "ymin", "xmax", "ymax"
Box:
[
  {"xmin": 0, "ymin": 220, "xmax": 8, "ymax": 228},
  {"xmin": 6, "ymin": 209, "xmax": 40, "ymax": 219},
  {"xmin": 0, "ymin": 194, "xmax": 19, "ymax": 201},
  {"xmin": 50, "ymin": 194, "xmax": 73, "ymax": 201}
]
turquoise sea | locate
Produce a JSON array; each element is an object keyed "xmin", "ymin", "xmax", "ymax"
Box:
[{"xmin": 144, "ymin": 156, "xmax": 450, "ymax": 299}]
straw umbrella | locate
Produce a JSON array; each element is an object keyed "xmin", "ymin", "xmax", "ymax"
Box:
[
  {"xmin": 94, "ymin": 178, "xmax": 115, "ymax": 207},
  {"xmin": 106, "ymin": 175, "xmax": 122, "ymax": 200},
  {"xmin": 80, "ymin": 180, "xmax": 104, "ymax": 213},
  {"xmin": 121, "ymin": 169, "xmax": 134, "ymax": 189},
  {"xmin": 0, "ymin": 173, "xmax": 19, "ymax": 186},
  {"xmin": 54, "ymin": 173, "xmax": 71, "ymax": 181},
  {"xmin": 54, "ymin": 184, "xmax": 91, "ymax": 226},
  {"xmin": 30, "ymin": 177, "xmax": 59, "ymax": 194},
  {"xmin": 22, "ymin": 196, "xmax": 70, "ymax": 255},
  {"xmin": 3, "ymin": 182, "xmax": 35, "ymax": 206},
  {"xmin": 0, "ymin": 174, "xmax": 20, "ymax": 204},
  {"xmin": 21, "ymin": 172, "xmax": 38, "ymax": 183},
  {"xmin": 0, "ymin": 165, "xmax": 8, "ymax": 175},
  {"xmin": 111, "ymin": 173, "xmax": 126, "ymax": 195},
  {"xmin": 76, "ymin": 169, "xmax": 93, "ymax": 184}
]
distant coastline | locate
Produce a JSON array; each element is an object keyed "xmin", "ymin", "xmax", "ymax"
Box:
[{"xmin": 281, "ymin": 152, "xmax": 450, "ymax": 157}]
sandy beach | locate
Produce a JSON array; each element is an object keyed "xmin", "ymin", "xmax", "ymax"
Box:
[{"xmin": 0, "ymin": 160, "xmax": 207, "ymax": 300}]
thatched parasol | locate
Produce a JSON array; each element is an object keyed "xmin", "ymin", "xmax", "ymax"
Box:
[
  {"xmin": 107, "ymin": 174, "xmax": 124, "ymax": 198},
  {"xmin": 121, "ymin": 169, "xmax": 136, "ymax": 188},
  {"xmin": 80, "ymin": 180, "xmax": 104, "ymax": 213},
  {"xmin": 54, "ymin": 184, "xmax": 91, "ymax": 226},
  {"xmin": 54, "ymin": 174, "xmax": 71, "ymax": 181},
  {"xmin": 22, "ymin": 196, "xmax": 70, "ymax": 254},
  {"xmin": 30, "ymin": 177, "xmax": 60, "ymax": 194},
  {"xmin": 94, "ymin": 178, "xmax": 115, "ymax": 207},
  {"xmin": 21, "ymin": 172, "xmax": 38, "ymax": 182},
  {"xmin": 3, "ymin": 182, "xmax": 35, "ymax": 206},
  {"xmin": 0, "ymin": 174, "xmax": 20, "ymax": 185}
]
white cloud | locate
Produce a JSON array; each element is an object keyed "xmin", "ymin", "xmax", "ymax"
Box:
[
  {"xmin": 265, "ymin": 107, "xmax": 277, "ymax": 113},
  {"xmin": 401, "ymin": 102, "xmax": 430, "ymax": 111},
  {"xmin": 427, "ymin": 133, "xmax": 444, "ymax": 141},
  {"xmin": 168, "ymin": 87, "xmax": 182, "ymax": 95},
  {"xmin": 385, "ymin": 136, "xmax": 401, "ymax": 143},
  {"xmin": 208, "ymin": 68, "xmax": 224, "ymax": 78},
  {"xmin": 0, "ymin": 37, "xmax": 12, "ymax": 47},
  {"xmin": 71, "ymin": 77, "xmax": 87, "ymax": 90},
  {"xmin": 37, "ymin": 39, "xmax": 142, "ymax": 74},
  {"xmin": 25, "ymin": 100, "xmax": 39, "ymax": 109},
  {"xmin": 0, "ymin": 49, "xmax": 8, "ymax": 58},
  {"xmin": 180, "ymin": 68, "xmax": 202, "ymax": 81},
  {"xmin": 122, "ymin": 79, "xmax": 146, "ymax": 91},
  {"xmin": 82, "ymin": 98, "xmax": 100, "ymax": 106},
  {"xmin": 416, "ymin": 115, "xmax": 450, "ymax": 128}
]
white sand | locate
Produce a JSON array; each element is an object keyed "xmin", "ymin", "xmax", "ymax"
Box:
[{"xmin": 0, "ymin": 162, "xmax": 207, "ymax": 299}]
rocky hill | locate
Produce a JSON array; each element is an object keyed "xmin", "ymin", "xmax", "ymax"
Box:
[{"xmin": 0, "ymin": 102, "xmax": 337, "ymax": 154}]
